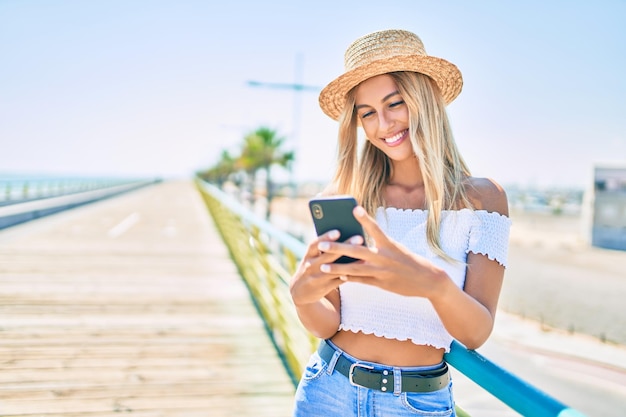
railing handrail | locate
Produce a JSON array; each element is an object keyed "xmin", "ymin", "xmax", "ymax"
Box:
[
  {"xmin": 204, "ymin": 183, "xmax": 306, "ymax": 262},
  {"xmin": 0, "ymin": 176, "xmax": 150, "ymax": 204},
  {"xmin": 196, "ymin": 179, "xmax": 588, "ymax": 417},
  {"xmin": 0, "ymin": 179, "xmax": 160, "ymax": 230}
]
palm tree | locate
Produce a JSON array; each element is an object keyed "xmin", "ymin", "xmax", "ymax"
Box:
[
  {"xmin": 197, "ymin": 150, "xmax": 237, "ymax": 187},
  {"xmin": 238, "ymin": 126, "xmax": 294, "ymax": 219}
]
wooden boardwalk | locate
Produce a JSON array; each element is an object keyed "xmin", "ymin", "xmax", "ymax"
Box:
[{"xmin": 0, "ymin": 181, "xmax": 295, "ymax": 416}]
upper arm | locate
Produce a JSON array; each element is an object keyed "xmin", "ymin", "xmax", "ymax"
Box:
[
  {"xmin": 466, "ymin": 177, "xmax": 509, "ymax": 216},
  {"xmin": 463, "ymin": 177, "xmax": 510, "ymax": 317},
  {"xmin": 464, "ymin": 252, "xmax": 505, "ymax": 318},
  {"xmin": 326, "ymin": 287, "xmax": 341, "ymax": 313}
]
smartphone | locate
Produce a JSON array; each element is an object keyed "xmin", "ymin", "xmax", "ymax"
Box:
[{"xmin": 308, "ymin": 195, "xmax": 365, "ymax": 263}]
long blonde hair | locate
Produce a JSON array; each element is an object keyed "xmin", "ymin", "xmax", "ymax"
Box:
[{"xmin": 332, "ymin": 71, "xmax": 472, "ymax": 259}]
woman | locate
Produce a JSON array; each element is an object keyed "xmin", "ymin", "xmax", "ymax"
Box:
[{"xmin": 290, "ymin": 29, "xmax": 511, "ymax": 416}]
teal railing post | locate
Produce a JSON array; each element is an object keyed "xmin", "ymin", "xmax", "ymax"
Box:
[{"xmin": 444, "ymin": 341, "xmax": 587, "ymax": 417}]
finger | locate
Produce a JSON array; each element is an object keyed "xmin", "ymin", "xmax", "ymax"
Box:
[
  {"xmin": 317, "ymin": 236, "xmax": 359, "ymax": 265},
  {"xmin": 299, "ymin": 264, "xmax": 343, "ymax": 297},
  {"xmin": 320, "ymin": 261, "xmax": 372, "ymax": 279},
  {"xmin": 317, "ymin": 235, "xmax": 367, "ymax": 261},
  {"xmin": 293, "ymin": 263, "xmax": 345, "ymax": 303},
  {"xmin": 321, "ymin": 229, "xmax": 341, "ymax": 241},
  {"xmin": 305, "ymin": 247, "xmax": 348, "ymax": 275},
  {"xmin": 315, "ymin": 251, "xmax": 345, "ymax": 267},
  {"xmin": 318, "ymin": 257, "xmax": 376, "ymax": 285},
  {"xmin": 353, "ymin": 206, "xmax": 389, "ymax": 245},
  {"xmin": 304, "ymin": 229, "xmax": 341, "ymax": 257},
  {"xmin": 337, "ymin": 274, "xmax": 373, "ymax": 285}
]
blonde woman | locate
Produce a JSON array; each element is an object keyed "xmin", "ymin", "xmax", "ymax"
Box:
[{"xmin": 290, "ymin": 29, "xmax": 511, "ymax": 416}]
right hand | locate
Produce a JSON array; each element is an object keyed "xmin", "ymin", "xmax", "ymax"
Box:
[{"xmin": 289, "ymin": 229, "xmax": 348, "ymax": 306}]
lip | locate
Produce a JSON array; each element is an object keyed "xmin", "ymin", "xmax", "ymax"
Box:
[{"xmin": 381, "ymin": 129, "xmax": 408, "ymax": 147}]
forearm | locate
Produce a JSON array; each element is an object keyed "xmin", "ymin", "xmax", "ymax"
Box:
[
  {"xmin": 429, "ymin": 272, "xmax": 496, "ymax": 349},
  {"xmin": 294, "ymin": 295, "xmax": 341, "ymax": 339}
]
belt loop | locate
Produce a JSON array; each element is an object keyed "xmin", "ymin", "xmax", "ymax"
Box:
[
  {"xmin": 393, "ymin": 367, "xmax": 402, "ymax": 395},
  {"xmin": 326, "ymin": 346, "xmax": 342, "ymax": 375}
]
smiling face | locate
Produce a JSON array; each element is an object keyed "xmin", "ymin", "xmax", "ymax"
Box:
[{"xmin": 354, "ymin": 74, "xmax": 414, "ymax": 163}]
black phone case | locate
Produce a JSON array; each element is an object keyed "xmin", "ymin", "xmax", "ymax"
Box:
[{"xmin": 308, "ymin": 196, "xmax": 365, "ymax": 263}]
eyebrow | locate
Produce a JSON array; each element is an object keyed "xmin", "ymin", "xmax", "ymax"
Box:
[{"xmin": 355, "ymin": 90, "xmax": 401, "ymax": 110}]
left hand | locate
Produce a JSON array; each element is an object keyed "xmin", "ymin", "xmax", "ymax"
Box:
[{"xmin": 317, "ymin": 206, "xmax": 448, "ymax": 298}]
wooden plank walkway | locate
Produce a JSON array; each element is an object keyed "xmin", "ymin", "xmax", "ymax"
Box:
[{"xmin": 0, "ymin": 180, "xmax": 295, "ymax": 416}]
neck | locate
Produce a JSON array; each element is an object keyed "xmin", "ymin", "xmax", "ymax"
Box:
[
  {"xmin": 387, "ymin": 179, "xmax": 424, "ymax": 192},
  {"xmin": 388, "ymin": 160, "xmax": 424, "ymax": 191},
  {"xmin": 385, "ymin": 173, "xmax": 426, "ymax": 210}
]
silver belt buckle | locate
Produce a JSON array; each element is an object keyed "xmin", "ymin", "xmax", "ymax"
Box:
[{"xmin": 349, "ymin": 362, "xmax": 374, "ymax": 387}]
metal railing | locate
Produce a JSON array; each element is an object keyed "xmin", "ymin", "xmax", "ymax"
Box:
[
  {"xmin": 196, "ymin": 179, "xmax": 317, "ymax": 384},
  {"xmin": 0, "ymin": 176, "xmax": 142, "ymax": 205},
  {"xmin": 196, "ymin": 179, "xmax": 588, "ymax": 417},
  {"xmin": 0, "ymin": 177, "xmax": 160, "ymax": 230}
]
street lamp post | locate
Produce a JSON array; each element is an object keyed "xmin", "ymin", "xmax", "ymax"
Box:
[{"xmin": 246, "ymin": 53, "xmax": 320, "ymax": 197}]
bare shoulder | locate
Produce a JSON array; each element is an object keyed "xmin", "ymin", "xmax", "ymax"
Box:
[{"xmin": 464, "ymin": 177, "xmax": 509, "ymax": 216}]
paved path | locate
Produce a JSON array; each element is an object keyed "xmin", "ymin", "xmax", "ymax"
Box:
[
  {"xmin": 503, "ymin": 210, "xmax": 626, "ymax": 345},
  {"xmin": 0, "ymin": 181, "xmax": 295, "ymax": 416}
]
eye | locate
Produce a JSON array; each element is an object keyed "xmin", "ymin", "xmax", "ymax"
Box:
[
  {"xmin": 360, "ymin": 110, "xmax": 374, "ymax": 119},
  {"xmin": 389, "ymin": 100, "xmax": 405, "ymax": 109}
]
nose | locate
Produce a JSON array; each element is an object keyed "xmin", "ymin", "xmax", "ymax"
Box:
[{"xmin": 378, "ymin": 109, "xmax": 394, "ymax": 132}]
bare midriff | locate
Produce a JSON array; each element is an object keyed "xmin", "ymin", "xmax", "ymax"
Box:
[{"xmin": 330, "ymin": 330, "xmax": 445, "ymax": 367}]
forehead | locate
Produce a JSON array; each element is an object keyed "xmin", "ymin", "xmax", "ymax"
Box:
[{"xmin": 354, "ymin": 74, "xmax": 399, "ymax": 104}]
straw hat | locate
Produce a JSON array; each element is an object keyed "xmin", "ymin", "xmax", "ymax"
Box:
[{"xmin": 319, "ymin": 29, "xmax": 463, "ymax": 120}]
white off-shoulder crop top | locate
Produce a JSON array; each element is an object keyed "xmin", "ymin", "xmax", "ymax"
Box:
[{"xmin": 338, "ymin": 207, "xmax": 512, "ymax": 352}]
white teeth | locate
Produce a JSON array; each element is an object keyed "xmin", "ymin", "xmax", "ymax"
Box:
[{"xmin": 384, "ymin": 130, "xmax": 406, "ymax": 143}]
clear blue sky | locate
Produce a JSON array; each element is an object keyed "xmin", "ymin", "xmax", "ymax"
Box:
[{"xmin": 1, "ymin": 0, "xmax": 624, "ymax": 189}]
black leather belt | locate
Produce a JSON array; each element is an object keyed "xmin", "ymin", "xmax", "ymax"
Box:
[{"xmin": 318, "ymin": 340, "xmax": 449, "ymax": 393}]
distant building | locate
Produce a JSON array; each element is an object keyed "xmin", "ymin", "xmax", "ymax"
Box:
[{"xmin": 591, "ymin": 166, "xmax": 626, "ymax": 251}]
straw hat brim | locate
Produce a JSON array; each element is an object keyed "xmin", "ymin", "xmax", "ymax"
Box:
[{"xmin": 319, "ymin": 55, "xmax": 463, "ymax": 121}]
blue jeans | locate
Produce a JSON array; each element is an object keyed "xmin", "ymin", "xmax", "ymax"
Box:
[{"xmin": 293, "ymin": 340, "xmax": 456, "ymax": 416}]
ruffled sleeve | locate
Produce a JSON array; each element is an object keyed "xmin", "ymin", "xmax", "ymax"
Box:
[{"xmin": 468, "ymin": 211, "xmax": 512, "ymax": 267}]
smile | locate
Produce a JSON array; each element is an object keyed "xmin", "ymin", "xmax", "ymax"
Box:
[{"xmin": 382, "ymin": 129, "xmax": 408, "ymax": 145}]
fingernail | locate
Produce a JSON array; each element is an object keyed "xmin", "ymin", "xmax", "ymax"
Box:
[
  {"xmin": 354, "ymin": 206, "xmax": 365, "ymax": 217},
  {"xmin": 320, "ymin": 264, "xmax": 331, "ymax": 273},
  {"xmin": 318, "ymin": 242, "xmax": 330, "ymax": 251},
  {"xmin": 329, "ymin": 230, "xmax": 340, "ymax": 239},
  {"xmin": 349, "ymin": 236, "xmax": 363, "ymax": 245}
]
